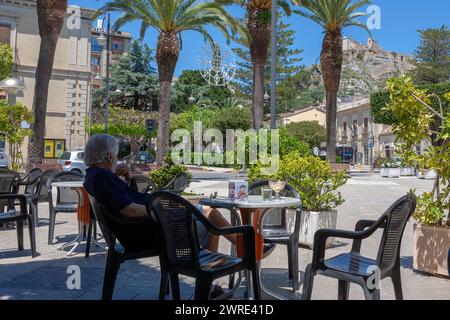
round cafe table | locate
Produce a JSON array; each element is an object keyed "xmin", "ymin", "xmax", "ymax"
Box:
[
  {"xmin": 51, "ymin": 181, "xmax": 103, "ymax": 256},
  {"xmin": 200, "ymin": 195, "xmax": 301, "ymax": 300}
]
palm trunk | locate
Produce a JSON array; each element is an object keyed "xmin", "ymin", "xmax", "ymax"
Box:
[
  {"xmin": 321, "ymin": 30, "xmax": 343, "ymax": 163},
  {"xmin": 252, "ymin": 62, "xmax": 265, "ymax": 129},
  {"xmin": 28, "ymin": 0, "xmax": 67, "ymax": 166},
  {"xmin": 248, "ymin": 6, "xmax": 270, "ymax": 131},
  {"xmin": 156, "ymin": 32, "xmax": 179, "ymax": 164}
]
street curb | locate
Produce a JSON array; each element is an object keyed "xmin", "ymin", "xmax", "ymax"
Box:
[{"xmin": 185, "ymin": 165, "xmax": 234, "ymax": 173}]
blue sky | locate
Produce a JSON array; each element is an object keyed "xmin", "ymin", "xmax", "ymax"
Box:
[{"xmin": 71, "ymin": 0, "xmax": 450, "ymax": 76}]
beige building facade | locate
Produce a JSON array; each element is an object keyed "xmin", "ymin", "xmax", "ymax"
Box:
[
  {"xmin": 1, "ymin": 0, "xmax": 93, "ymax": 159},
  {"xmin": 336, "ymin": 96, "xmax": 430, "ymax": 165},
  {"xmin": 0, "ymin": 1, "xmax": 132, "ymax": 162},
  {"xmin": 279, "ymin": 106, "xmax": 327, "ymax": 127}
]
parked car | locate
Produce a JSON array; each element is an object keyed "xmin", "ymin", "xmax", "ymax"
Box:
[
  {"xmin": 0, "ymin": 149, "xmax": 9, "ymax": 168},
  {"xmin": 122, "ymin": 151, "xmax": 154, "ymax": 164},
  {"xmin": 57, "ymin": 151, "xmax": 86, "ymax": 175}
]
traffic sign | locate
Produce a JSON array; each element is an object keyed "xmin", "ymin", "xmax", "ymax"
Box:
[{"xmin": 146, "ymin": 119, "xmax": 155, "ymax": 133}]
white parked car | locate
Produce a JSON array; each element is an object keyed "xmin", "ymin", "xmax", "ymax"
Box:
[
  {"xmin": 57, "ymin": 151, "xmax": 86, "ymax": 175},
  {"xmin": 0, "ymin": 149, "xmax": 9, "ymax": 169}
]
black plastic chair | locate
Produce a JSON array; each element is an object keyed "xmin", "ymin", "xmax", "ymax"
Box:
[
  {"xmin": 36, "ymin": 169, "xmax": 59, "ymax": 202},
  {"xmin": 159, "ymin": 173, "xmax": 189, "ymax": 195},
  {"xmin": 302, "ymin": 193, "xmax": 417, "ymax": 300},
  {"xmin": 47, "ymin": 171, "xmax": 83, "ymax": 244},
  {"xmin": 131, "ymin": 174, "xmax": 157, "ymax": 194},
  {"xmin": 147, "ymin": 191, "xmax": 260, "ymax": 300},
  {"xmin": 87, "ymin": 194, "xmax": 164, "ymax": 300},
  {"xmin": 17, "ymin": 168, "xmax": 41, "ymax": 227},
  {"xmin": 0, "ymin": 194, "xmax": 37, "ymax": 257},
  {"xmin": 0, "ymin": 169, "xmax": 20, "ymax": 194},
  {"xmin": 0, "ymin": 169, "xmax": 20, "ymax": 229},
  {"xmin": 249, "ymin": 180, "xmax": 302, "ymax": 291}
]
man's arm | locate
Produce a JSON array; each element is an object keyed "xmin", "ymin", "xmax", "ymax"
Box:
[{"xmin": 120, "ymin": 203, "xmax": 149, "ymax": 218}]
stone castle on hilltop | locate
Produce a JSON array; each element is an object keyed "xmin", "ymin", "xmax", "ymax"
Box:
[{"xmin": 339, "ymin": 38, "xmax": 415, "ymax": 95}]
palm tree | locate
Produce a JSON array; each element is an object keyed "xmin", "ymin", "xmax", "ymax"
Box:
[
  {"xmin": 95, "ymin": 0, "xmax": 242, "ymax": 164},
  {"xmin": 295, "ymin": 0, "xmax": 371, "ymax": 162},
  {"xmin": 218, "ymin": 0, "xmax": 293, "ymax": 130},
  {"xmin": 27, "ymin": 0, "xmax": 68, "ymax": 165}
]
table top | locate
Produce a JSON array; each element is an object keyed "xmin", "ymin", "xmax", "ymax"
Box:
[
  {"xmin": 51, "ymin": 181, "xmax": 85, "ymax": 188},
  {"xmin": 200, "ymin": 195, "xmax": 301, "ymax": 209}
]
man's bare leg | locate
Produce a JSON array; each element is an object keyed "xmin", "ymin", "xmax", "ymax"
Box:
[{"xmin": 202, "ymin": 207, "xmax": 237, "ymax": 252}]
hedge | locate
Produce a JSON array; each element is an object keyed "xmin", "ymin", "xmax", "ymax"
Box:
[{"xmin": 371, "ymin": 82, "xmax": 450, "ymax": 125}]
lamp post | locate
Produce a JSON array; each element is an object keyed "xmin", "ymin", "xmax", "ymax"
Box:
[
  {"xmin": 0, "ymin": 77, "xmax": 26, "ymax": 105},
  {"xmin": 96, "ymin": 13, "xmax": 111, "ymax": 133},
  {"xmin": 270, "ymin": 0, "xmax": 277, "ymax": 129},
  {"xmin": 0, "ymin": 77, "xmax": 26, "ymax": 165}
]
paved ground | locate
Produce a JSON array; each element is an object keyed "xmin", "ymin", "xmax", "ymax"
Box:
[{"xmin": 0, "ymin": 174, "xmax": 449, "ymax": 300}]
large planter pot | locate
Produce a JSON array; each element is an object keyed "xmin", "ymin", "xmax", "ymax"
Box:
[
  {"xmin": 400, "ymin": 167, "xmax": 415, "ymax": 176},
  {"xmin": 413, "ymin": 223, "xmax": 450, "ymax": 278},
  {"xmin": 299, "ymin": 210, "xmax": 338, "ymax": 249},
  {"xmin": 381, "ymin": 168, "xmax": 401, "ymax": 178},
  {"xmin": 380, "ymin": 168, "xmax": 389, "ymax": 177},
  {"xmin": 417, "ymin": 170, "xmax": 437, "ymax": 180}
]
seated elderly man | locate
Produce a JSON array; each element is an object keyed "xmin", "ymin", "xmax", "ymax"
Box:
[{"xmin": 83, "ymin": 134, "xmax": 237, "ymax": 253}]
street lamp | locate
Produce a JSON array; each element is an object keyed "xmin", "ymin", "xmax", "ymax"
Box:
[
  {"xmin": 96, "ymin": 13, "xmax": 111, "ymax": 133},
  {"xmin": 270, "ymin": 0, "xmax": 277, "ymax": 129},
  {"xmin": 0, "ymin": 77, "xmax": 26, "ymax": 105}
]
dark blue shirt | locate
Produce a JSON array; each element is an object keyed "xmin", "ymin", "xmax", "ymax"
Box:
[{"xmin": 84, "ymin": 167, "xmax": 150, "ymax": 216}]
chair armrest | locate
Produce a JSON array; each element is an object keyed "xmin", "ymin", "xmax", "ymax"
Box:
[
  {"xmin": 352, "ymin": 219, "xmax": 386, "ymax": 253},
  {"xmin": 311, "ymin": 228, "xmax": 374, "ymax": 269},
  {"xmin": 0, "ymin": 194, "xmax": 28, "ymax": 215}
]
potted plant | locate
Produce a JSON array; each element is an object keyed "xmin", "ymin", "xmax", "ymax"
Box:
[
  {"xmin": 384, "ymin": 76, "xmax": 450, "ymax": 277},
  {"xmin": 380, "ymin": 159, "xmax": 401, "ymax": 178},
  {"xmin": 249, "ymin": 153, "xmax": 348, "ymax": 248}
]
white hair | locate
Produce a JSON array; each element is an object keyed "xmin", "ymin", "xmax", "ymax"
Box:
[{"xmin": 84, "ymin": 134, "xmax": 119, "ymax": 167}]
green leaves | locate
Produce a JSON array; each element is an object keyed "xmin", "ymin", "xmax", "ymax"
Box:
[
  {"xmin": 0, "ymin": 44, "xmax": 13, "ymax": 80},
  {"xmin": 149, "ymin": 162, "xmax": 191, "ymax": 188},
  {"xmin": 249, "ymin": 153, "xmax": 348, "ymax": 211}
]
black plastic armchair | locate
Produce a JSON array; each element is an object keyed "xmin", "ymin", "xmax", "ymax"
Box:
[
  {"xmin": 0, "ymin": 194, "xmax": 37, "ymax": 257},
  {"xmin": 131, "ymin": 174, "xmax": 157, "ymax": 194},
  {"xmin": 302, "ymin": 193, "xmax": 417, "ymax": 300},
  {"xmin": 36, "ymin": 169, "xmax": 59, "ymax": 202},
  {"xmin": 147, "ymin": 191, "xmax": 260, "ymax": 300},
  {"xmin": 17, "ymin": 168, "xmax": 41, "ymax": 227},
  {"xmin": 249, "ymin": 180, "xmax": 302, "ymax": 291},
  {"xmin": 47, "ymin": 171, "xmax": 83, "ymax": 244},
  {"xmin": 87, "ymin": 194, "xmax": 163, "ymax": 300},
  {"xmin": 159, "ymin": 173, "xmax": 189, "ymax": 195}
]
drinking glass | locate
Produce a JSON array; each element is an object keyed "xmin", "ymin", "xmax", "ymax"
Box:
[
  {"xmin": 261, "ymin": 187, "xmax": 272, "ymax": 201},
  {"xmin": 268, "ymin": 180, "xmax": 286, "ymax": 200}
]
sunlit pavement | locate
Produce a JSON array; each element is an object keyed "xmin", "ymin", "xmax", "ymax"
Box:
[{"xmin": 0, "ymin": 175, "xmax": 449, "ymax": 300}]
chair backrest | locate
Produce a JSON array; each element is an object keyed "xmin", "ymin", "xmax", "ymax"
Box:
[
  {"xmin": 377, "ymin": 193, "xmax": 417, "ymax": 272},
  {"xmin": 87, "ymin": 194, "xmax": 117, "ymax": 248},
  {"xmin": 87, "ymin": 193, "xmax": 160, "ymax": 253},
  {"xmin": 172, "ymin": 173, "xmax": 189, "ymax": 195},
  {"xmin": 249, "ymin": 180, "xmax": 302, "ymax": 230},
  {"xmin": 37, "ymin": 170, "xmax": 59, "ymax": 202},
  {"xmin": 133, "ymin": 174, "xmax": 157, "ymax": 194},
  {"xmin": 47, "ymin": 171, "xmax": 83, "ymax": 205},
  {"xmin": 0, "ymin": 169, "xmax": 20, "ymax": 193},
  {"xmin": 22, "ymin": 168, "xmax": 42, "ymax": 195},
  {"xmin": 148, "ymin": 191, "xmax": 200, "ymax": 270}
]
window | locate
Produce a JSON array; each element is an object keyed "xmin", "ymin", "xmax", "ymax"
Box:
[
  {"xmin": 91, "ymin": 37, "xmax": 102, "ymax": 52},
  {"xmin": 353, "ymin": 120, "xmax": 358, "ymax": 136},
  {"xmin": 343, "ymin": 122, "xmax": 347, "ymax": 133},
  {"xmin": 112, "ymin": 39, "xmax": 124, "ymax": 52},
  {"xmin": 91, "ymin": 56, "xmax": 100, "ymax": 66},
  {"xmin": 0, "ymin": 24, "xmax": 11, "ymax": 44},
  {"xmin": 77, "ymin": 152, "xmax": 84, "ymax": 160},
  {"xmin": 364, "ymin": 118, "xmax": 369, "ymax": 128}
]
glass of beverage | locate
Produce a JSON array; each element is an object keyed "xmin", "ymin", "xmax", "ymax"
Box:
[
  {"xmin": 268, "ymin": 180, "xmax": 286, "ymax": 200},
  {"xmin": 261, "ymin": 187, "xmax": 272, "ymax": 201}
]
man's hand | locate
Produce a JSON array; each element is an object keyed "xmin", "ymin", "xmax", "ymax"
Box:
[{"xmin": 120, "ymin": 203, "xmax": 149, "ymax": 218}]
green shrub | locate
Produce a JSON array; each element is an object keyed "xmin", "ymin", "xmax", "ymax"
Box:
[
  {"xmin": 335, "ymin": 156, "xmax": 343, "ymax": 164},
  {"xmin": 149, "ymin": 159, "xmax": 192, "ymax": 189},
  {"xmin": 249, "ymin": 153, "xmax": 348, "ymax": 212}
]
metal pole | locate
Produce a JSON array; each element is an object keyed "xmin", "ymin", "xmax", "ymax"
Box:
[
  {"xmin": 270, "ymin": 0, "xmax": 277, "ymax": 129},
  {"xmin": 104, "ymin": 13, "xmax": 111, "ymax": 133}
]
